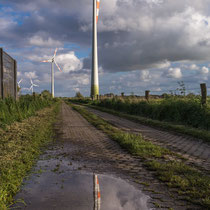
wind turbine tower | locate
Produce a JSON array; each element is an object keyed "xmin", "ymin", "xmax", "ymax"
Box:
[
  {"xmin": 41, "ymin": 48, "xmax": 62, "ymax": 98},
  {"xmin": 91, "ymin": 0, "xmax": 100, "ymax": 99}
]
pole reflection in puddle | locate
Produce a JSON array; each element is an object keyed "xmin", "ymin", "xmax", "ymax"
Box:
[{"xmin": 94, "ymin": 174, "xmax": 101, "ymax": 210}]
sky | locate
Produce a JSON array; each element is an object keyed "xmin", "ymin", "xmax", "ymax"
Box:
[{"xmin": 0, "ymin": 0, "xmax": 210, "ymax": 97}]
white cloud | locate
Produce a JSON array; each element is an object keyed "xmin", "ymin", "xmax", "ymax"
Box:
[
  {"xmin": 139, "ymin": 70, "xmax": 151, "ymax": 82},
  {"xmin": 166, "ymin": 68, "xmax": 182, "ymax": 79},
  {"xmin": 29, "ymin": 35, "xmax": 62, "ymax": 47},
  {"xmin": 26, "ymin": 50, "xmax": 83, "ymax": 75},
  {"xmin": 17, "ymin": 71, "xmax": 21, "ymax": 77},
  {"xmin": 155, "ymin": 60, "xmax": 171, "ymax": 69},
  {"xmin": 24, "ymin": 71, "xmax": 38, "ymax": 79},
  {"xmin": 201, "ymin": 66, "xmax": 209, "ymax": 74},
  {"xmin": 73, "ymin": 87, "xmax": 80, "ymax": 92},
  {"xmin": 56, "ymin": 52, "xmax": 83, "ymax": 73},
  {"xmin": 189, "ymin": 64, "xmax": 199, "ymax": 70}
]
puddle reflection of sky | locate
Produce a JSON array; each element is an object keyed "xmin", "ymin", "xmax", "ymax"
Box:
[
  {"xmin": 13, "ymin": 149, "xmax": 150, "ymax": 210},
  {"xmin": 99, "ymin": 174, "xmax": 149, "ymax": 210},
  {"xmin": 13, "ymin": 171, "xmax": 149, "ymax": 210}
]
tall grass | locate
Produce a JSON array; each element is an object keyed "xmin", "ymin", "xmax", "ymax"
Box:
[
  {"xmin": 87, "ymin": 96, "xmax": 210, "ymax": 130},
  {"xmin": 0, "ymin": 94, "xmax": 56, "ymax": 129}
]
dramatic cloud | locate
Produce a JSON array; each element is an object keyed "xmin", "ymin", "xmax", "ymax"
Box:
[
  {"xmin": 0, "ymin": 0, "xmax": 210, "ymax": 96},
  {"xmin": 2, "ymin": 0, "xmax": 210, "ymax": 71}
]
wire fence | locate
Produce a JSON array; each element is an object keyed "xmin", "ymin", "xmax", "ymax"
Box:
[
  {"xmin": 101, "ymin": 85, "xmax": 210, "ymax": 97},
  {"xmin": 99, "ymin": 84, "xmax": 210, "ymax": 97}
]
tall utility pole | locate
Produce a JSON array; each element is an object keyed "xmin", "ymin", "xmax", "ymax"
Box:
[{"xmin": 91, "ymin": 0, "xmax": 100, "ymax": 99}]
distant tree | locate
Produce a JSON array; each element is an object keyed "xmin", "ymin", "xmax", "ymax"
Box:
[
  {"xmin": 75, "ymin": 92, "xmax": 84, "ymax": 98},
  {"xmin": 41, "ymin": 90, "xmax": 52, "ymax": 99},
  {"xmin": 187, "ymin": 93, "xmax": 195, "ymax": 98},
  {"xmin": 162, "ymin": 93, "xmax": 170, "ymax": 98}
]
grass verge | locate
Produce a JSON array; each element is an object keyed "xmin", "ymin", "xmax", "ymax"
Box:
[
  {"xmin": 69, "ymin": 103, "xmax": 210, "ymax": 208},
  {"xmin": 0, "ymin": 102, "xmax": 60, "ymax": 209},
  {"xmin": 71, "ymin": 104, "xmax": 170, "ymax": 159}
]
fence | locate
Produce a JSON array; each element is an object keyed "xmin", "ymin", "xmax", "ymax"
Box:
[
  {"xmin": 98, "ymin": 83, "xmax": 209, "ymax": 105},
  {"xmin": 0, "ymin": 48, "xmax": 17, "ymax": 99}
]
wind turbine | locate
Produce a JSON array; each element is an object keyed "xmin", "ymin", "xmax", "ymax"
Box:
[
  {"xmin": 17, "ymin": 79, "xmax": 23, "ymax": 96},
  {"xmin": 29, "ymin": 77, "xmax": 39, "ymax": 94},
  {"xmin": 41, "ymin": 48, "xmax": 62, "ymax": 98},
  {"xmin": 17, "ymin": 79, "xmax": 23, "ymax": 88},
  {"xmin": 17, "ymin": 79, "xmax": 23, "ymax": 95},
  {"xmin": 91, "ymin": 0, "xmax": 101, "ymax": 99}
]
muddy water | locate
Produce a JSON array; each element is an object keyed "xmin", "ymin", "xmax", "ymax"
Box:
[{"xmin": 12, "ymin": 145, "xmax": 150, "ymax": 210}]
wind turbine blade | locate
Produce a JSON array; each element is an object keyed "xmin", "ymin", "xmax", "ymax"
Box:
[
  {"xmin": 29, "ymin": 85, "xmax": 33, "ymax": 90},
  {"xmin": 54, "ymin": 48, "xmax": 58, "ymax": 58},
  {"xmin": 18, "ymin": 79, "xmax": 22, "ymax": 84},
  {"xmin": 33, "ymin": 84, "xmax": 39, "ymax": 87},
  {"xmin": 42, "ymin": 60, "xmax": 51, "ymax": 63},
  {"xmin": 54, "ymin": 60, "xmax": 62, "ymax": 72},
  {"xmin": 30, "ymin": 77, "xmax": 33, "ymax": 85}
]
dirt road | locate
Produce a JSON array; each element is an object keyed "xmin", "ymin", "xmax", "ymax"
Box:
[
  {"xmin": 85, "ymin": 106, "xmax": 210, "ymax": 172},
  {"xmin": 13, "ymin": 103, "xmax": 202, "ymax": 209}
]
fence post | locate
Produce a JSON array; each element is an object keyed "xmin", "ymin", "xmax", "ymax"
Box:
[
  {"xmin": 145, "ymin": 90, "xmax": 150, "ymax": 101},
  {"xmin": 200, "ymin": 83, "xmax": 207, "ymax": 106},
  {"xmin": 14, "ymin": 60, "xmax": 17, "ymax": 100},
  {"xmin": 0, "ymin": 48, "xmax": 3, "ymax": 99}
]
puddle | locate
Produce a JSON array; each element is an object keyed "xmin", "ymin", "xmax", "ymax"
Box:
[
  {"xmin": 12, "ymin": 172, "xmax": 150, "ymax": 210},
  {"xmin": 12, "ymin": 144, "xmax": 150, "ymax": 210}
]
